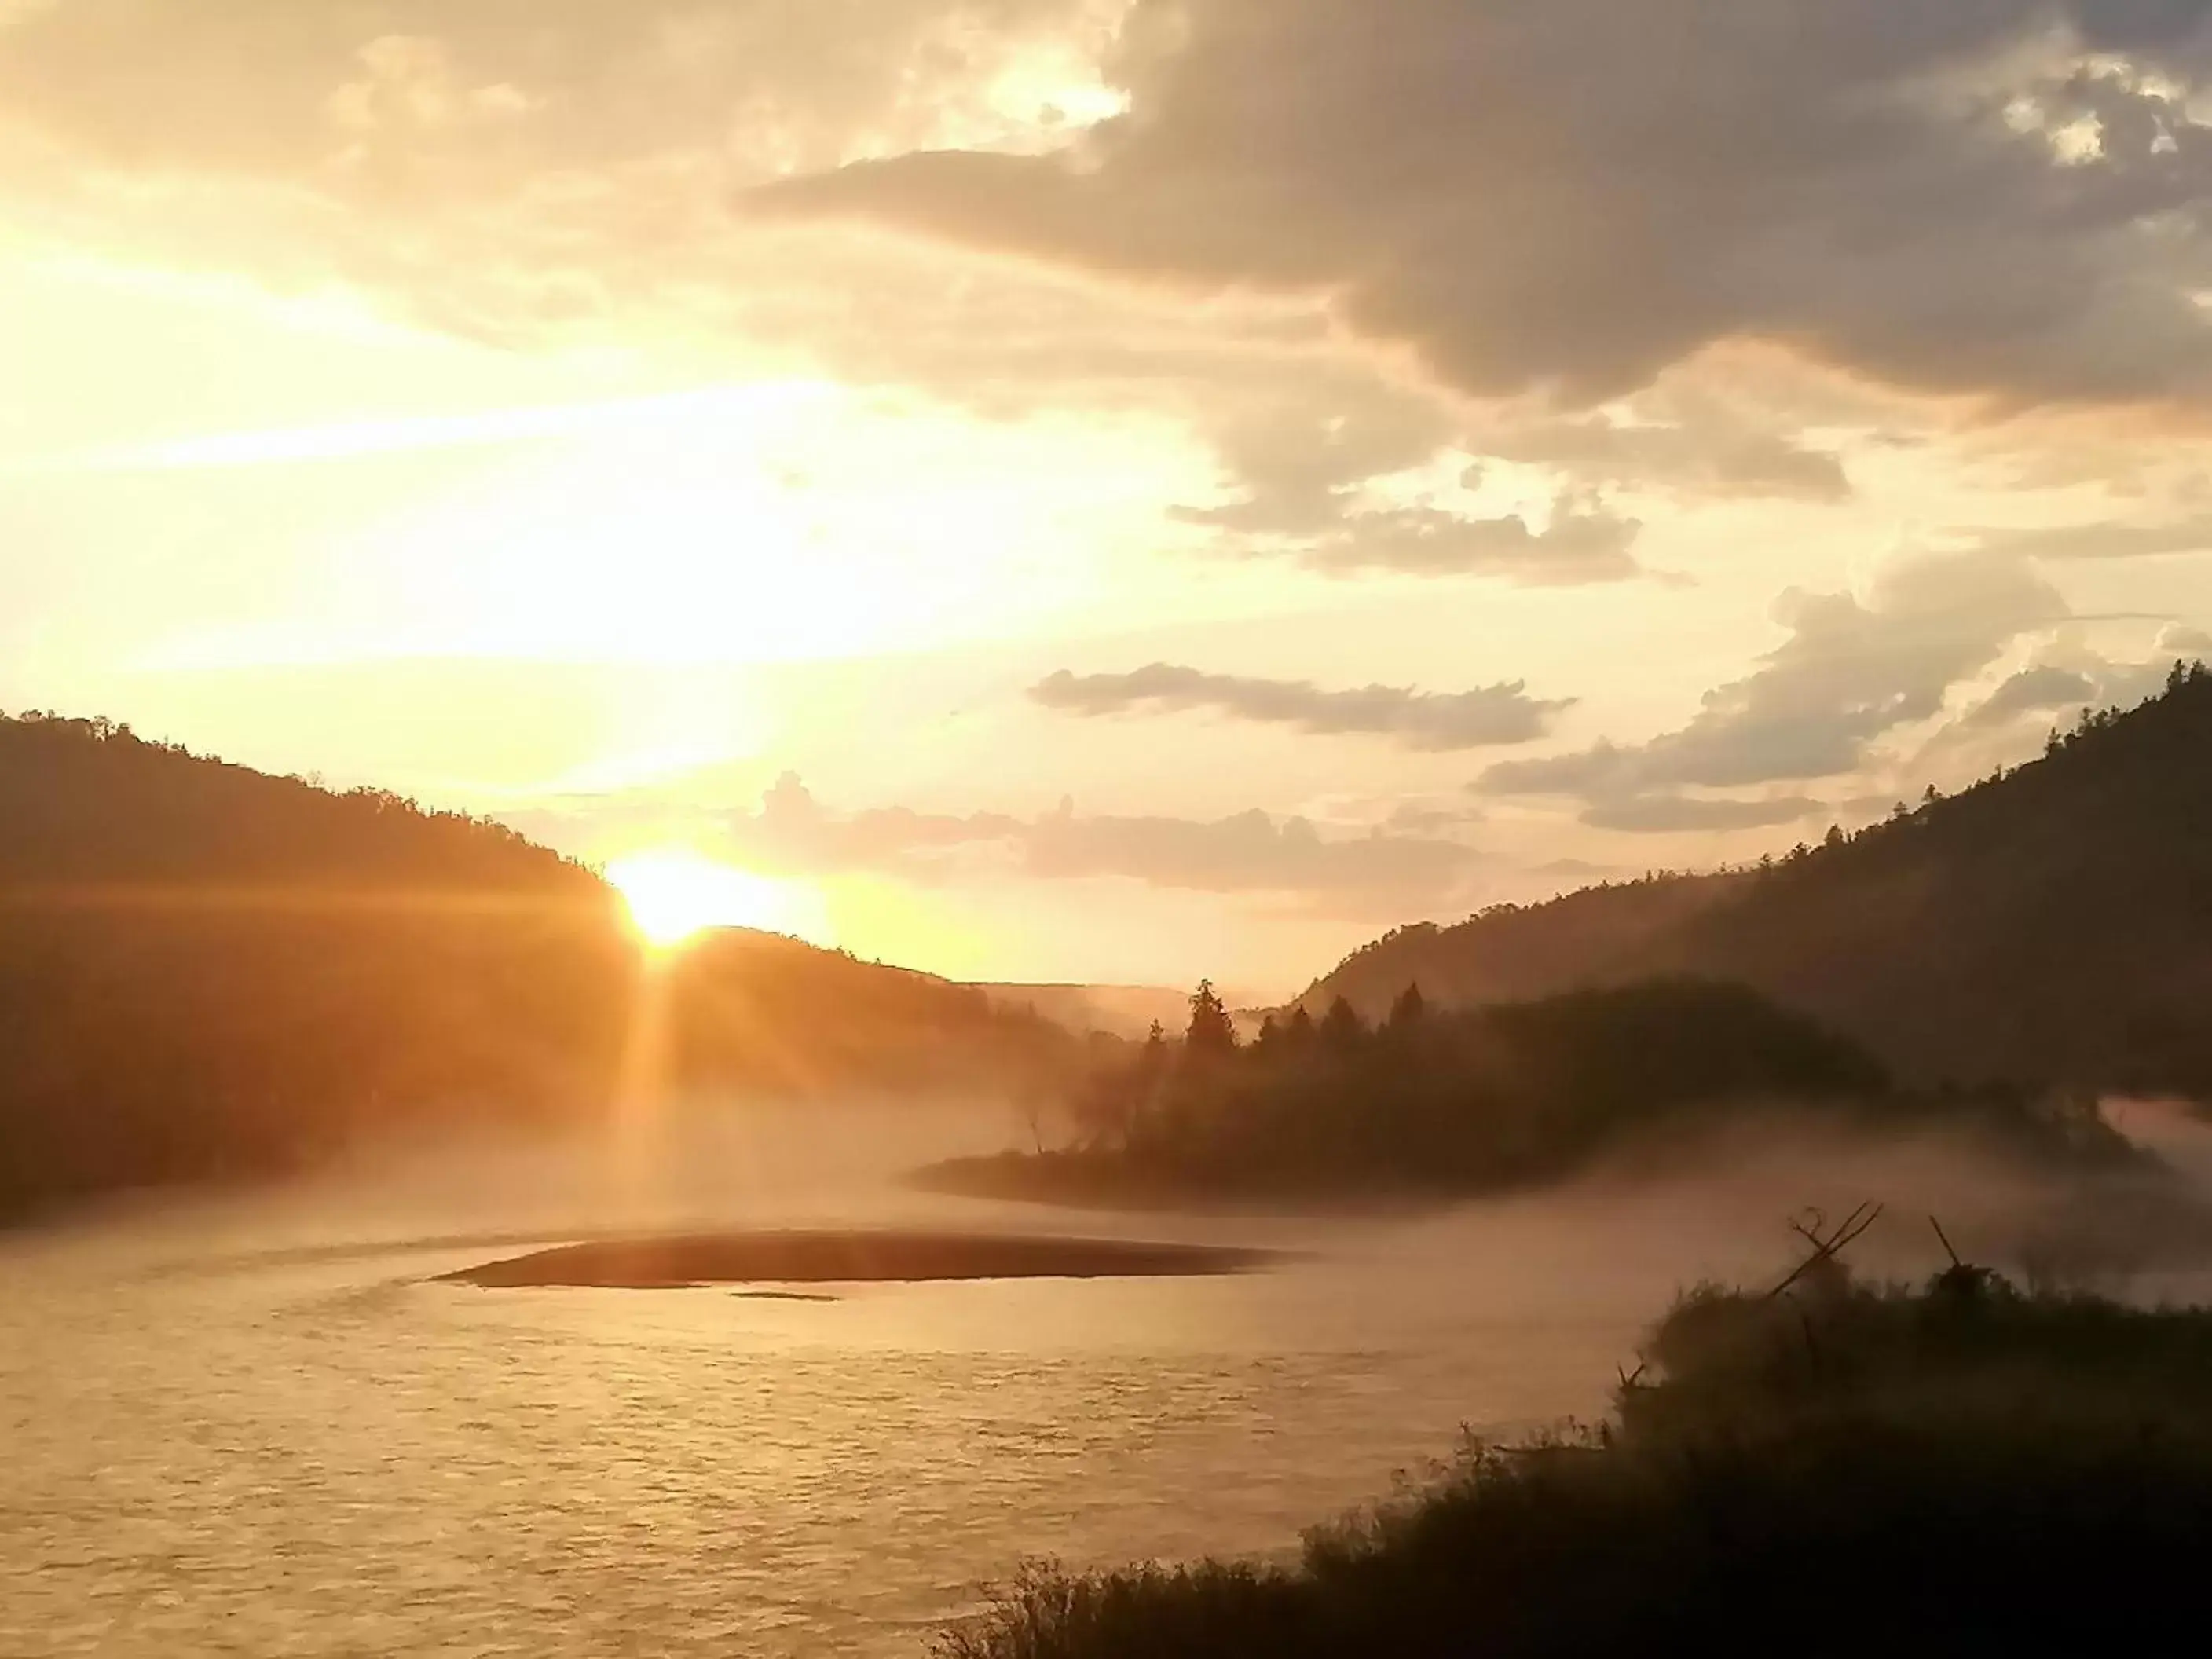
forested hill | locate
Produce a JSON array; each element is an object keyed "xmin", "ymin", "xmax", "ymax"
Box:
[
  {"xmin": 0, "ymin": 712, "xmax": 600, "ymax": 897},
  {"xmin": 0, "ymin": 713, "xmax": 1080, "ymax": 1220},
  {"xmin": 1302, "ymin": 666, "xmax": 2212, "ymax": 1095}
]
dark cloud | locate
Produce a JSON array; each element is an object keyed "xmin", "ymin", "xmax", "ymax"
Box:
[
  {"xmin": 1961, "ymin": 664, "xmax": 2099, "ymax": 727},
  {"xmin": 1030, "ymin": 663, "xmax": 1569, "ymax": 749},
  {"xmin": 756, "ymin": 0, "xmax": 2212, "ymax": 408},
  {"xmin": 724, "ymin": 773, "xmax": 1474, "ymax": 903},
  {"xmin": 1482, "ymin": 550, "xmax": 2068, "ymax": 824},
  {"xmin": 1925, "ymin": 620, "xmax": 2212, "ymax": 757}
]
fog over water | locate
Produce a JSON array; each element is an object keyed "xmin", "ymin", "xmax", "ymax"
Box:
[{"xmin": 8, "ymin": 1101, "xmax": 2211, "ymax": 1658}]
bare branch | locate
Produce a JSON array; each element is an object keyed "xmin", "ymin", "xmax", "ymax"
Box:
[
  {"xmin": 1767, "ymin": 1201, "xmax": 1884, "ymax": 1298},
  {"xmin": 1930, "ymin": 1215, "xmax": 1964, "ymax": 1269}
]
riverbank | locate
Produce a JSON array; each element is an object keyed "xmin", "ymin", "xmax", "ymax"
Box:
[{"xmin": 937, "ymin": 1255, "xmax": 2212, "ymax": 1657}]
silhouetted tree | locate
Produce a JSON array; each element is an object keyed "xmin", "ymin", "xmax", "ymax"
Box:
[
  {"xmin": 1320, "ymin": 996, "xmax": 1366, "ymax": 1050},
  {"xmin": 1285, "ymin": 1005, "xmax": 1318, "ymax": 1049},
  {"xmin": 1186, "ymin": 980, "xmax": 1239, "ymax": 1058},
  {"xmin": 1388, "ymin": 983, "xmax": 1427, "ymax": 1031}
]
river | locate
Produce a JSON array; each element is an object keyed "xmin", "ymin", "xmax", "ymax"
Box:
[{"xmin": 5, "ymin": 1106, "xmax": 2177, "ymax": 1657}]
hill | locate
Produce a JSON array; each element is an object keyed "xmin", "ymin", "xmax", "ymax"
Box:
[
  {"xmin": 973, "ymin": 984, "xmax": 1194, "ymax": 1042},
  {"xmin": 0, "ymin": 712, "xmax": 1083, "ymax": 1220},
  {"xmin": 1302, "ymin": 665, "xmax": 2212, "ymax": 1093}
]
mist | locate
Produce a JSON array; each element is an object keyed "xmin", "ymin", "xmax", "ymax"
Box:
[{"xmin": 32, "ymin": 1075, "xmax": 2211, "ymax": 1330}]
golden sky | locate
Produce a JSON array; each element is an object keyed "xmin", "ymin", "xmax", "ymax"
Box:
[{"xmin": 9, "ymin": 1, "xmax": 2212, "ymax": 994}]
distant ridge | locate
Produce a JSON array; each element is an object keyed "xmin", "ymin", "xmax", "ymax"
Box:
[
  {"xmin": 973, "ymin": 983, "xmax": 1193, "ymax": 1042},
  {"xmin": 0, "ymin": 712, "xmax": 1081, "ymax": 1218},
  {"xmin": 1302, "ymin": 666, "xmax": 2212, "ymax": 1094}
]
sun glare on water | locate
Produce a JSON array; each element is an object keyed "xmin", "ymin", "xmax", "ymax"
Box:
[{"xmin": 607, "ymin": 849, "xmax": 826, "ymax": 950}]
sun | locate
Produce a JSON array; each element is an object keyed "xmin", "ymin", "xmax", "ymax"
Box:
[{"xmin": 606, "ymin": 849, "xmax": 823, "ymax": 950}]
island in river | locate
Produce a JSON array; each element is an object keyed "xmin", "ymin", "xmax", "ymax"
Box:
[{"xmin": 438, "ymin": 1229, "xmax": 1278, "ymax": 1289}]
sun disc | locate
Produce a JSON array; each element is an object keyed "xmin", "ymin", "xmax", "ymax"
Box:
[{"xmin": 606, "ymin": 850, "xmax": 820, "ymax": 950}]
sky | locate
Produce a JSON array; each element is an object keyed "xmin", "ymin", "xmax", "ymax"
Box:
[{"xmin": 10, "ymin": 1, "xmax": 2212, "ymax": 996}]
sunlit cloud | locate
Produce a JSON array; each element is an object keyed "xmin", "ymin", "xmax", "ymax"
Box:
[{"xmin": 1031, "ymin": 664, "xmax": 1571, "ymax": 750}]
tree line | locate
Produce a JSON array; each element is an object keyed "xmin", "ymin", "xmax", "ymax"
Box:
[{"xmin": 928, "ymin": 975, "xmax": 2130, "ymax": 1207}]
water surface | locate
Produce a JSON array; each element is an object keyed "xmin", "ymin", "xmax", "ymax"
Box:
[{"xmin": 4, "ymin": 1115, "xmax": 2047, "ymax": 1658}]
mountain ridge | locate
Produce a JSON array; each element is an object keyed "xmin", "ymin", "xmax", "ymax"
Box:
[{"xmin": 1301, "ymin": 665, "xmax": 2212, "ymax": 1093}]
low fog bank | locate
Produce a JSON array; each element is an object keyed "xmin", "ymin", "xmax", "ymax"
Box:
[
  {"xmin": 1411, "ymin": 1098, "xmax": 2212, "ymax": 1309},
  {"xmin": 13, "ymin": 1086, "xmax": 2212, "ymax": 1322},
  {"xmin": 2, "ymin": 1091, "xmax": 1053, "ymax": 1276}
]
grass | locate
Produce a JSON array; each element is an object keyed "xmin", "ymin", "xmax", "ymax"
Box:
[{"xmin": 935, "ymin": 1262, "xmax": 2212, "ymax": 1657}]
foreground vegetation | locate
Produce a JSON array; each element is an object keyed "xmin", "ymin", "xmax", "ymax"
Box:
[
  {"xmin": 925, "ymin": 979, "xmax": 2133, "ymax": 1208},
  {"xmin": 939, "ymin": 1252, "xmax": 2212, "ymax": 1657}
]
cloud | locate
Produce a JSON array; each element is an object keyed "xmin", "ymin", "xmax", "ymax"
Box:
[
  {"xmin": 1482, "ymin": 549, "xmax": 2068, "ymax": 826},
  {"xmin": 0, "ymin": 0, "xmax": 1130, "ymax": 352},
  {"xmin": 1580, "ymin": 794, "xmax": 1826, "ymax": 835},
  {"xmin": 1170, "ymin": 393, "xmax": 1452, "ymax": 537},
  {"xmin": 1967, "ymin": 512, "xmax": 2212, "ymax": 562},
  {"xmin": 1299, "ymin": 501, "xmax": 1644, "ymax": 584},
  {"xmin": 756, "ymin": 0, "xmax": 2212, "ymax": 409},
  {"xmin": 1030, "ymin": 662, "xmax": 1569, "ymax": 749},
  {"xmin": 1170, "ymin": 395, "xmax": 1649, "ymax": 583},
  {"xmin": 1927, "ymin": 618, "xmax": 2212, "ymax": 755},
  {"xmin": 1476, "ymin": 401, "xmax": 1853, "ymax": 503},
  {"xmin": 0, "ymin": 2, "xmax": 1109, "ymax": 185},
  {"xmin": 723, "ymin": 773, "xmax": 1474, "ymax": 903},
  {"xmin": 1960, "ymin": 664, "xmax": 2098, "ymax": 727}
]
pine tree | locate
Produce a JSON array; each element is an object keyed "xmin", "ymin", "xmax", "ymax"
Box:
[
  {"xmin": 1387, "ymin": 983, "xmax": 1427, "ymax": 1030},
  {"xmin": 1320, "ymin": 996, "xmax": 1366, "ymax": 1049},
  {"xmin": 1185, "ymin": 980, "xmax": 1238, "ymax": 1058}
]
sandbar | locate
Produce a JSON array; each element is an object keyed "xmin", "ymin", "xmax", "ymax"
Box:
[{"xmin": 438, "ymin": 1229, "xmax": 1276, "ymax": 1289}]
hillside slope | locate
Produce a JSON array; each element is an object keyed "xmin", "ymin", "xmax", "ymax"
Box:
[
  {"xmin": 0, "ymin": 713, "xmax": 1079, "ymax": 1218},
  {"xmin": 1304, "ymin": 667, "xmax": 2212, "ymax": 1093}
]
